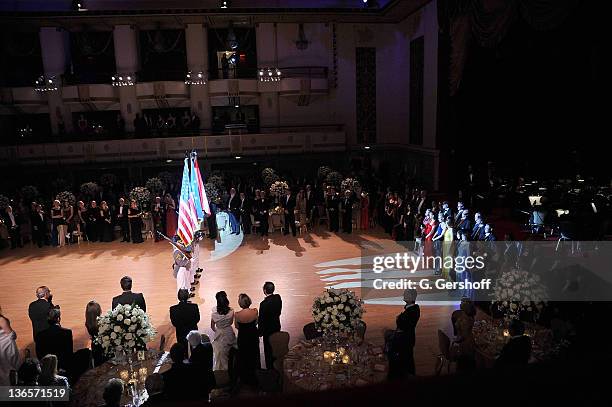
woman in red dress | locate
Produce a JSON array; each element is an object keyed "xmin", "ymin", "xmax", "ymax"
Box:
[
  {"xmin": 165, "ymin": 194, "xmax": 178, "ymax": 237},
  {"xmin": 423, "ymin": 212, "xmax": 437, "ymax": 258},
  {"xmin": 360, "ymin": 192, "xmax": 370, "ymax": 230}
]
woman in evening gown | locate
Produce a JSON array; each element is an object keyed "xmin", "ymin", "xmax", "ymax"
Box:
[
  {"xmin": 99, "ymin": 201, "xmax": 114, "ymax": 242},
  {"xmin": 165, "ymin": 194, "xmax": 178, "ymax": 237},
  {"xmin": 128, "ymin": 200, "xmax": 144, "ymax": 244},
  {"xmin": 210, "ymin": 291, "xmax": 236, "ymax": 371},
  {"xmin": 360, "ymin": 192, "xmax": 370, "ymax": 230},
  {"xmin": 234, "ymin": 294, "xmax": 260, "ymax": 385}
]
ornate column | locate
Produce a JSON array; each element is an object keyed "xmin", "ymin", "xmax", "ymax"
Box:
[
  {"xmin": 185, "ymin": 23, "xmax": 211, "ymax": 131},
  {"xmin": 113, "ymin": 25, "xmax": 139, "ymax": 132},
  {"xmin": 40, "ymin": 27, "xmax": 71, "ymax": 134}
]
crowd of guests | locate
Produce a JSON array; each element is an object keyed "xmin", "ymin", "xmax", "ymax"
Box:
[
  {"xmin": 0, "ymin": 278, "xmax": 283, "ymax": 404},
  {"xmin": 0, "ymin": 194, "xmax": 181, "ymax": 249},
  {"xmin": 133, "ymin": 111, "xmax": 201, "ymax": 139}
]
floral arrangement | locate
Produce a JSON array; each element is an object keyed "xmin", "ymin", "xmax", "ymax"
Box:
[
  {"xmin": 491, "ymin": 269, "xmax": 548, "ymax": 319},
  {"xmin": 208, "ymin": 174, "xmax": 225, "ymax": 192},
  {"xmin": 80, "ymin": 182, "xmax": 99, "ymax": 198},
  {"xmin": 94, "ymin": 304, "xmax": 156, "ymax": 357},
  {"xmin": 20, "ymin": 185, "xmax": 39, "ymax": 202},
  {"xmin": 269, "ymin": 206, "xmax": 284, "ymax": 215},
  {"xmin": 341, "ymin": 178, "xmax": 361, "ymax": 193},
  {"xmin": 312, "ymin": 289, "xmax": 364, "ymax": 335},
  {"xmin": 325, "ymin": 171, "xmax": 343, "ymax": 188},
  {"xmin": 0, "ymin": 195, "xmax": 10, "ymax": 209},
  {"xmin": 317, "ymin": 166, "xmax": 333, "ymax": 180},
  {"xmin": 262, "ymin": 168, "xmax": 280, "ymax": 187},
  {"xmin": 56, "ymin": 191, "xmax": 76, "ymax": 206},
  {"xmin": 204, "ymin": 182, "xmax": 220, "ymax": 203},
  {"xmin": 145, "ymin": 177, "xmax": 164, "ymax": 196},
  {"xmin": 270, "ymin": 180, "xmax": 289, "ymax": 196},
  {"xmin": 129, "ymin": 187, "xmax": 151, "ymax": 210},
  {"xmin": 99, "ymin": 173, "xmax": 118, "ymax": 187}
]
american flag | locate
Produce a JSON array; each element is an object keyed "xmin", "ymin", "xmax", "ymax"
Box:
[
  {"xmin": 177, "ymin": 158, "xmax": 198, "ymax": 245},
  {"xmin": 190, "ymin": 152, "xmax": 211, "ymax": 219}
]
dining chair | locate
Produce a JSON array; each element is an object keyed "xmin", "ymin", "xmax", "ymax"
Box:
[
  {"xmin": 269, "ymin": 331, "xmax": 290, "ymax": 371},
  {"xmin": 435, "ymin": 329, "xmax": 454, "ymax": 375},
  {"xmin": 302, "ymin": 322, "xmax": 323, "ymax": 340}
]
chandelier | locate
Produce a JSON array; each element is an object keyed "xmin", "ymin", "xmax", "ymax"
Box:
[
  {"xmin": 111, "ymin": 73, "xmax": 135, "ymax": 87},
  {"xmin": 258, "ymin": 67, "xmax": 282, "ymax": 82},
  {"xmin": 185, "ymin": 71, "xmax": 207, "ymax": 85},
  {"xmin": 34, "ymin": 75, "xmax": 59, "ymax": 92}
]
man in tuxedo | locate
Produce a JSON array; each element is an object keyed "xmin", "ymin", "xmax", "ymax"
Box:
[
  {"xmin": 3, "ymin": 205, "xmax": 22, "ymax": 249},
  {"xmin": 206, "ymin": 201, "xmax": 218, "ymax": 240},
  {"xmin": 495, "ymin": 320, "xmax": 532, "ymax": 369},
  {"xmin": 112, "ymin": 276, "xmax": 146, "ymax": 311},
  {"xmin": 389, "ymin": 288, "xmax": 420, "ymax": 377},
  {"xmin": 35, "ymin": 308, "xmax": 73, "ymax": 372},
  {"xmin": 441, "ymin": 201, "xmax": 452, "ymax": 221},
  {"xmin": 31, "ymin": 204, "xmax": 48, "ymax": 247},
  {"xmin": 326, "ymin": 187, "xmax": 340, "ymax": 232},
  {"xmin": 416, "ymin": 190, "xmax": 427, "ymax": 215},
  {"xmin": 456, "ymin": 209, "xmax": 472, "ymax": 240},
  {"xmin": 169, "ymin": 289, "xmax": 200, "ymax": 354},
  {"xmin": 186, "ymin": 331, "xmax": 215, "ymax": 396},
  {"xmin": 305, "ymin": 184, "xmax": 317, "ymax": 225},
  {"xmin": 281, "ymin": 190, "xmax": 297, "ymax": 236},
  {"xmin": 254, "ymin": 191, "xmax": 269, "ymax": 236},
  {"xmin": 258, "ymin": 281, "xmax": 282, "ymax": 369},
  {"xmin": 239, "ymin": 192, "xmax": 252, "ymax": 235},
  {"xmin": 471, "ymin": 212, "xmax": 486, "ymax": 241},
  {"xmin": 116, "ymin": 197, "xmax": 130, "ymax": 242},
  {"xmin": 227, "ymin": 188, "xmax": 240, "ymax": 235},
  {"xmin": 454, "ymin": 201, "xmax": 466, "ymax": 225},
  {"xmin": 28, "ymin": 286, "xmax": 55, "ymax": 342},
  {"xmin": 341, "ymin": 190, "xmax": 354, "ymax": 234}
]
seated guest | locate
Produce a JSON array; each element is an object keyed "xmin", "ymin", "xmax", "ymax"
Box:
[
  {"xmin": 450, "ymin": 307, "xmax": 477, "ymax": 373},
  {"xmin": 451, "ymin": 298, "xmax": 477, "ymax": 336},
  {"xmin": 186, "ymin": 331, "xmax": 215, "ymax": 396},
  {"xmin": 111, "ymin": 276, "xmax": 146, "ymax": 312},
  {"xmin": 85, "ymin": 301, "xmax": 107, "ymax": 367},
  {"xmin": 388, "ymin": 289, "xmax": 420, "ymax": 378},
  {"xmin": 162, "ymin": 343, "xmax": 200, "ymax": 400},
  {"xmin": 28, "ymin": 286, "xmax": 55, "ymax": 343},
  {"xmin": 102, "ymin": 378, "xmax": 124, "ymax": 407},
  {"xmin": 141, "ymin": 373, "xmax": 165, "ymax": 407},
  {"xmin": 35, "ymin": 309, "xmax": 73, "ymax": 372},
  {"xmin": 495, "ymin": 319, "xmax": 532, "ymax": 369},
  {"xmin": 39, "ymin": 354, "xmax": 70, "ymax": 391},
  {"xmin": 169, "ymin": 289, "xmax": 200, "ymax": 353},
  {"xmin": 18, "ymin": 358, "xmax": 41, "ymax": 385},
  {"xmin": 0, "ymin": 307, "xmax": 20, "ymax": 385}
]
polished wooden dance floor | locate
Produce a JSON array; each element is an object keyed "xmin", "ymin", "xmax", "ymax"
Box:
[{"xmin": 0, "ymin": 228, "xmax": 456, "ymax": 375}]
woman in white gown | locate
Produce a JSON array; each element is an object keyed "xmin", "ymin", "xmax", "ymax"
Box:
[{"xmin": 210, "ymin": 291, "xmax": 236, "ymax": 370}]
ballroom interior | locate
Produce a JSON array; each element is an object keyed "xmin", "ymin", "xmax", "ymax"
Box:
[{"xmin": 0, "ymin": 0, "xmax": 609, "ymax": 405}]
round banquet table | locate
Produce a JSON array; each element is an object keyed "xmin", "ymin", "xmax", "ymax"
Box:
[
  {"xmin": 472, "ymin": 319, "xmax": 557, "ymax": 368},
  {"xmin": 71, "ymin": 351, "xmax": 170, "ymax": 407},
  {"xmin": 283, "ymin": 338, "xmax": 388, "ymax": 392}
]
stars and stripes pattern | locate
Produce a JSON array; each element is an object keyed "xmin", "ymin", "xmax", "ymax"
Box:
[
  {"xmin": 190, "ymin": 152, "xmax": 211, "ymax": 219},
  {"xmin": 177, "ymin": 158, "xmax": 198, "ymax": 245}
]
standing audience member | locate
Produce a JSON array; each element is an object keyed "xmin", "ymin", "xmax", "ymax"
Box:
[
  {"xmin": 387, "ymin": 288, "xmax": 420, "ymax": 379},
  {"xmin": 210, "ymin": 291, "xmax": 236, "ymax": 371},
  {"xmin": 18, "ymin": 358, "xmax": 41, "ymax": 385},
  {"xmin": 2, "ymin": 206, "xmax": 22, "ymax": 249},
  {"xmin": 86, "ymin": 201, "xmax": 99, "ymax": 242},
  {"xmin": 128, "ymin": 200, "xmax": 144, "ymax": 244},
  {"xmin": 162, "ymin": 343, "xmax": 200, "ymax": 401},
  {"xmin": 234, "ymin": 293, "xmax": 260, "ymax": 385},
  {"xmin": 31, "ymin": 204, "xmax": 48, "ymax": 247},
  {"xmin": 28, "ymin": 286, "xmax": 55, "ymax": 342},
  {"xmin": 258, "ymin": 282, "xmax": 282, "ymax": 370},
  {"xmin": 85, "ymin": 301, "xmax": 106, "ymax": 366},
  {"xmin": 111, "ymin": 276, "xmax": 146, "ymax": 311},
  {"xmin": 169, "ymin": 289, "xmax": 200, "ymax": 353},
  {"xmin": 35, "ymin": 308, "xmax": 73, "ymax": 372},
  {"xmin": 0, "ymin": 307, "xmax": 20, "ymax": 385},
  {"xmin": 51, "ymin": 200, "xmax": 64, "ymax": 247},
  {"xmin": 141, "ymin": 373, "xmax": 164, "ymax": 406},
  {"xmin": 116, "ymin": 197, "xmax": 130, "ymax": 242}
]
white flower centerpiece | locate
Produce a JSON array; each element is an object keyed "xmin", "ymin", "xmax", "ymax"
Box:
[
  {"xmin": 312, "ymin": 289, "xmax": 364, "ymax": 337},
  {"xmin": 491, "ymin": 269, "xmax": 548, "ymax": 321},
  {"xmin": 95, "ymin": 304, "xmax": 156, "ymax": 363},
  {"xmin": 269, "ymin": 180, "xmax": 289, "ymax": 197}
]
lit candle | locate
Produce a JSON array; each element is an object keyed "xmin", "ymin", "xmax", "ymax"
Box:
[
  {"xmin": 119, "ymin": 370, "xmax": 129, "ymax": 382},
  {"xmin": 342, "ymin": 355, "xmax": 350, "ymax": 364},
  {"xmin": 503, "ymin": 329, "xmax": 510, "ymax": 337}
]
